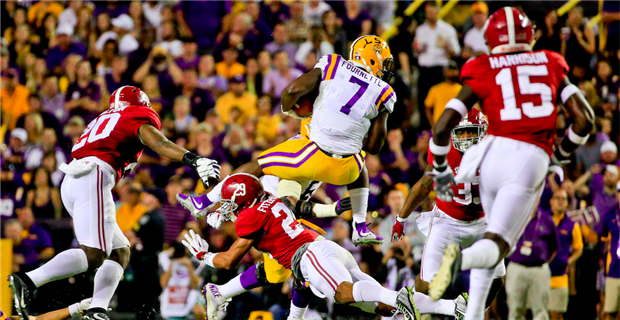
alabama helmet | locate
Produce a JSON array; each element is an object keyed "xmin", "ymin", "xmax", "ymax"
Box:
[
  {"xmin": 109, "ymin": 86, "xmax": 151, "ymax": 110},
  {"xmin": 484, "ymin": 7, "xmax": 533, "ymax": 54},
  {"xmin": 451, "ymin": 108, "xmax": 488, "ymax": 153},
  {"xmin": 349, "ymin": 35, "xmax": 394, "ymax": 82},
  {"xmin": 219, "ymin": 173, "xmax": 265, "ymax": 221}
]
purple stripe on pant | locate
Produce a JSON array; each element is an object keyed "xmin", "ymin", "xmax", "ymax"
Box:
[
  {"xmin": 353, "ymin": 154, "xmax": 363, "ymax": 173},
  {"xmin": 260, "ymin": 148, "xmax": 319, "ymax": 169},
  {"xmin": 258, "ymin": 142, "xmax": 316, "ymax": 160}
]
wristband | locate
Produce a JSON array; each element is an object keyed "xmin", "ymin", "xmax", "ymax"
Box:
[
  {"xmin": 429, "ymin": 139, "xmax": 451, "ymax": 156},
  {"xmin": 312, "ymin": 203, "xmax": 337, "ymax": 218},
  {"xmin": 69, "ymin": 303, "xmax": 80, "ymax": 316},
  {"xmin": 204, "ymin": 252, "xmax": 216, "ymax": 268},
  {"xmin": 396, "ymin": 216, "xmax": 407, "ymax": 223},
  {"xmin": 445, "ymin": 98, "xmax": 468, "ymax": 118},
  {"xmin": 567, "ymin": 125, "xmax": 589, "ymax": 145},
  {"xmin": 182, "ymin": 152, "xmax": 200, "ymax": 166},
  {"xmin": 561, "ymin": 84, "xmax": 580, "ymax": 104}
]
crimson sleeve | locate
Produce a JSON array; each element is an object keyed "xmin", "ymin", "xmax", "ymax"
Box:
[
  {"xmin": 545, "ymin": 50, "xmax": 569, "ymax": 79},
  {"xmin": 426, "ymin": 147, "xmax": 434, "ymax": 164},
  {"xmin": 235, "ymin": 208, "xmax": 267, "ymax": 239},
  {"xmin": 460, "ymin": 57, "xmax": 487, "ymax": 100}
]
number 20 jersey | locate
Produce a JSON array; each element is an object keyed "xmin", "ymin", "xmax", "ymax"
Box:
[
  {"xmin": 461, "ymin": 50, "xmax": 569, "ymax": 156},
  {"xmin": 310, "ymin": 54, "xmax": 397, "ymax": 155},
  {"xmin": 71, "ymin": 105, "xmax": 162, "ymax": 181}
]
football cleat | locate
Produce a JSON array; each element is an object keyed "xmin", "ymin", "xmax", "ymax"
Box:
[
  {"xmin": 352, "ymin": 222, "xmax": 384, "ymax": 246},
  {"xmin": 82, "ymin": 308, "xmax": 109, "ymax": 320},
  {"xmin": 395, "ymin": 287, "xmax": 421, "ymax": 320},
  {"xmin": 8, "ymin": 273, "xmax": 31, "ymax": 320},
  {"xmin": 429, "ymin": 243, "xmax": 462, "ymax": 301},
  {"xmin": 454, "ymin": 293, "xmax": 468, "ymax": 319},
  {"xmin": 177, "ymin": 194, "xmax": 213, "ymax": 218},
  {"xmin": 203, "ymin": 283, "xmax": 231, "ymax": 320}
]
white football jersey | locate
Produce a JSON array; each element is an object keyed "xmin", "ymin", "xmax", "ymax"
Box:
[{"xmin": 310, "ymin": 54, "xmax": 396, "ymax": 155}]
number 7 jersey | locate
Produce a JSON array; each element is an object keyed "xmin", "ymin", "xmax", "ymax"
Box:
[
  {"xmin": 310, "ymin": 54, "xmax": 397, "ymax": 155},
  {"xmin": 461, "ymin": 49, "xmax": 569, "ymax": 156}
]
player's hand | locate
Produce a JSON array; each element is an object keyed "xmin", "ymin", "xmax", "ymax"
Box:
[
  {"xmin": 391, "ymin": 219, "xmax": 405, "ymax": 243},
  {"xmin": 427, "ymin": 165, "xmax": 455, "ymax": 202},
  {"xmin": 78, "ymin": 298, "xmax": 92, "ymax": 313},
  {"xmin": 335, "ymin": 197, "xmax": 351, "ymax": 215},
  {"xmin": 194, "ymin": 157, "xmax": 221, "ymax": 188},
  {"xmin": 206, "ymin": 211, "xmax": 224, "ymax": 229},
  {"xmin": 182, "ymin": 229, "xmax": 210, "ymax": 261}
]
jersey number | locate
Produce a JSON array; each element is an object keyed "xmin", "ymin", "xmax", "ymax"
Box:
[
  {"xmin": 339, "ymin": 76, "xmax": 368, "ymax": 115},
  {"xmin": 453, "ymin": 181, "xmax": 481, "ymax": 205},
  {"xmin": 495, "ymin": 65, "xmax": 554, "ymax": 121},
  {"xmin": 72, "ymin": 113, "xmax": 121, "ymax": 151},
  {"xmin": 272, "ymin": 202, "xmax": 304, "ymax": 239}
]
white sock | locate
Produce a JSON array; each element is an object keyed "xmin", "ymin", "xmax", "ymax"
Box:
[
  {"xmin": 218, "ymin": 275, "xmax": 245, "ymax": 299},
  {"xmin": 461, "ymin": 239, "xmax": 500, "ymax": 270},
  {"xmin": 90, "ymin": 260, "xmax": 124, "ymax": 310},
  {"xmin": 349, "ymin": 188, "xmax": 369, "ymax": 224},
  {"xmin": 464, "ymin": 268, "xmax": 494, "ymax": 320},
  {"xmin": 288, "ymin": 304, "xmax": 307, "ymax": 319},
  {"xmin": 206, "ymin": 177, "xmax": 227, "ymax": 203},
  {"xmin": 26, "ymin": 249, "xmax": 88, "ymax": 287},
  {"xmin": 352, "ymin": 280, "xmax": 398, "ymax": 307},
  {"xmin": 413, "ymin": 292, "xmax": 455, "ymax": 316}
]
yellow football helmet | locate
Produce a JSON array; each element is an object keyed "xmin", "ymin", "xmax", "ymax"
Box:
[{"xmin": 348, "ymin": 35, "xmax": 394, "ymax": 82}]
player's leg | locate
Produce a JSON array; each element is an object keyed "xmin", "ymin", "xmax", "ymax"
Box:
[{"xmin": 348, "ymin": 164, "xmax": 384, "ymax": 245}]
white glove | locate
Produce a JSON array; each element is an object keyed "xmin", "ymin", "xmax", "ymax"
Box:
[
  {"xmin": 195, "ymin": 158, "xmax": 221, "ymax": 188},
  {"xmin": 69, "ymin": 298, "xmax": 92, "ymax": 316},
  {"xmin": 427, "ymin": 165, "xmax": 455, "ymax": 202},
  {"xmin": 182, "ymin": 229, "xmax": 210, "ymax": 261},
  {"xmin": 207, "ymin": 211, "xmax": 224, "ymax": 229}
]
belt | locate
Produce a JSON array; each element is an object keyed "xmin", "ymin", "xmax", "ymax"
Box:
[{"xmin": 316, "ymin": 146, "xmax": 356, "ymax": 159}]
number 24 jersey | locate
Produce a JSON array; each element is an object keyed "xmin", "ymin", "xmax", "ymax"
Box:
[{"xmin": 310, "ymin": 54, "xmax": 397, "ymax": 155}]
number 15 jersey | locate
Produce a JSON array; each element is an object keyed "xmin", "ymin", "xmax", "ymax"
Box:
[{"xmin": 310, "ymin": 54, "xmax": 397, "ymax": 155}]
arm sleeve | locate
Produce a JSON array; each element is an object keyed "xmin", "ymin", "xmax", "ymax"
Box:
[
  {"xmin": 133, "ymin": 106, "xmax": 162, "ymax": 135},
  {"xmin": 379, "ymin": 88, "xmax": 396, "ymax": 114},
  {"xmin": 314, "ymin": 54, "xmax": 331, "ymax": 80},
  {"xmin": 460, "ymin": 58, "xmax": 485, "ymax": 99},
  {"xmin": 545, "ymin": 50, "xmax": 569, "ymax": 80},
  {"xmin": 572, "ymin": 223, "xmax": 584, "ymax": 252}
]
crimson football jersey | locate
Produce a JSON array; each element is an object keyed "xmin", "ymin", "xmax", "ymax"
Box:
[
  {"xmin": 428, "ymin": 144, "xmax": 484, "ymax": 221},
  {"xmin": 71, "ymin": 105, "xmax": 161, "ymax": 181},
  {"xmin": 461, "ymin": 50, "xmax": 569, "ymax": 156},
  {"xmin": 235, "ymin": 197, "xmax": 318, "ymax": 269}
]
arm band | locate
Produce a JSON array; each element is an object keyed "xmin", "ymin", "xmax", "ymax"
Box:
[
  {"xmin": 567, "ymin": 125, "xmax": 589, "ymax": 145},
  {"xmin": 182, "ymin": 152, "xmax": 200, "ymax": 166},
  {"xmin": 396, "ymin": 216, "xmax": 407, "ymax": 223},
  {"xmin": 295, "ymin": 200, "xmax": 314, "ymax": 219},
  {"xmin": 312, "ymin": 203, "xmax": 337, "ymax": 218},
  {"xmin": 561, "ymin": 84, "xmax": 580, "ymax": 104},
  {"xmin": 445, "ymin": 98, "xmax": 468, "ymax": 118},
  {"xmin": 203, "ymin": 252, "xmax": 216, "ymax": 268},
  {"xmin": 429, "ymin": 139, "xmax": 451, "ymax": 156},
  {"xmin": 69, "ymin": 303, "xmax": 80, "ymax": 317}
]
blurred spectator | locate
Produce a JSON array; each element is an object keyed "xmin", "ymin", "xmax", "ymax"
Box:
[
  {"xmin": 414, "ymin": 2, "xmax": 460, "ymax": 129},
  {"xmin": 221, "ymin": 125, "xmax": 253, "ymax": 168},
  {"xmin": 285, "ymin": 1, "xmax": 310, "ymax": 44},
  {"xmin": 506, "ymin": 207, "xmax": 559, "ymax": 320},
  {"xmin": 25, "ymin": 167, "xmax": 62, "ymax": 219},
  {"xmin": 116, "ymin": 181, "xmax": 148, "ymax": 233},
  {"xmin": 340, "ymin": 0, "xmax": 372, "ymax": 41},
  {"xmin": 549, "ymin": 189, "xmax": 584, "ymax": 320},
  {"xmin": 95, "ymin": 14, "xmax": 139, "ymax": 56},
  {"xmin": 161, "ymin": 176, "xmax": 199, "ymax": 244},
  {"xmin": 143, "ymin": 1, "xmax": 163, "ymax": 29},
  {"xmin": 74, "ymin": 6, "xmax": 95, "ymax": 48},
  {"xmin": 58, "ymin": 0, "xmax": 82, "ymax": 28},
  {"xmin": 562, "ymin": 6, "xmax": 595, "ymax": 72},
  {"xmin": 93, "ymin": 12, "xmax": 112, "ymax": 52},
  {"xmin": 380, "ymin": 129, "xmax": 425, "ymax": 184},
  {"xmin": 157, "ymin": 20, "xmax": 183, "ymax": 58},
  {"xmin": 295, "ymin": 27, "xmax": 334, "ymax": 66},
  {"xmin": 16, "ymin": 94, "xmax": 61, "ymax": 137},
  {"xmin": 593, "ymin": 59, "xmax": 619, "ymax": 99},
  {"xmin": 245, "ymin": 58, "xmax": 262, "ymax": 97},
  {"xmin": 3, "ymin": 128, "xmax": 28, "ymax": 171},
  {"xmin": 25, "ymin": 127, "xmax": 66, "ymax": 170},
  {"xmin": 321, "ymin": 10, "xmax": 347, "ymax": 58},
  {"xmin": 602, "ymin": 0, "xmax": 620, "ymax": 52},
  {"xmin": 25, "ymin": 57, "xmax": 47, "ymax": 93},
  {"xmin": 244, "ymin": 1, "xmax": 272, "ymax": 47},
  {"xmin": 103, "ymin": 55, "xmax": 132, "ymax": 94},
  {"xmin": 215, "ymin": 74, "xmax": 257, "ymax": 125},
  {"xmin": 601, "ymin": 141, "xmax": 619, "ymax": 167},
  {"xmin": 63, "ymin": 115, "xmax": 86, "ymax": 146},
  {"xmin": 197, "ymin": 54, "xmax": 228, "ymax": 98},
  {"xmin": 383, "ymin": 244, "xmax": 416, "ymax": 292},
  {"xmin": 360, "ymin": 1, "xmax": 396, "ymax": 36},
  {"xmin": 95, "ymin": 39, "xmax": 119, "ymax": 77},
  {"xmin": 425, "ymin": 61, "xmax": 461, "ymax": 127},
  {"xmin": 128, "ymin": 0, "xmax": 146, "ymax": 37},
  {"xmin": 142, "ymin": 74, "xmax": 164, "ymax": 112},
  {"xmin": 253, "ymin": 96, "xmax": 281, "ymax": 146},
  {"xmin": 4, "ymin": 219, "xmax": 40, "ymax": 272},
  {"xmin": 379, "ymin": 188, "xmax": 425, "ymax": 255},
  {"xmin": 215, "ymin": 12, "xmax": 260, "ymax": 63},
  {"xmin": 17, "ymin": 207, "xmax": 55, "ymax": 262},
  {"xmin": 216, "ymin": 47, "xmax": 246, "ymax": 80},
  {"xmin": 257, "ymin": 50, "xmax": 272, "ymax": 76},
  {"xmin": 1, "ymin": 69, "xmax": 30, "ymax": 130},
  {"xmin": 65, "ymin": 60, "xmax": 102, "ymax": 123},
  {"xmin": 304, "ymin": 0, "xmax": 331, "ymax": 27},
  {"xmin": 174, "ymin": 1, "xmax": 229, "ymax": 51},
  {"xmin": 41, "ymin": 151, "xmax": 63, "ymax": 188},
  {"xmin": 463, "ymin": 2, "xmax": 489, "ymax": 59},
  {"xmin": 191, "ymin": 123, "xmax": 227, "ymax": 164},
  {"xmin": 576, "ymin": 135, "xmax": 604, "ymax": 172},
  {"xmin": 332, "ymin": 218, "xmax": 361, "ymax": 262},
  {"xmin": 176, "ymin": 37, "xmax": 199, "ymax": 70},
  {"xmin": 575, "ymin": 165, "xmax": 619, "ymax": 233},
  {"xmin": 261, "ymin": 1, "xmax": 290, "ymax": 29},
  {"xmin": 264, "ymin": 23, "xmax": 298, "ymax": 67},
  {"xmin": 27, "ymin": 2, "xmax": 63, "ymax": 28},
  {"xmin": 173, "ymin": 96, "xmax": 198, "ymax": 134},
  {"xmin": 601, "ymin": 182, "xmax": 620, "ymax": 319},
  {"xmin": 263, "ymin": 51, "xmax": 302, "ymax": 100},
  {"xmin": 23, "ymin": 112, "xmax": 44, "ymax": 146},
  {"xmin": 132, "ymin": 45, "xmax": 183, "ymax": 108},
  {"xmin": 534, "ymin": 9, "xmax": 562, "ymax": 53},
  {"xmin": 35, "ymin": 13, "xmax": 59, "ymax": 54},
  {"xmin": 8, "ymin": 24, "xmax": 35, "ymax": 71},
  {"xmin": 180, "ymin": 68, "xmax": 214, "ymax": 121},
  {"xmin": 365, "ymin": 154, "xmax": 392, "ymax": 211}
]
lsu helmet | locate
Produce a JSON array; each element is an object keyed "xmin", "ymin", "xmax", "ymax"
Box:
[
  {"xmin": 484, "ymin": 7, "xmax": 533, "ymax": 54},
  {"xmin": 109, "ymin": 86, "xmax": 151, "ymax": 110},
  {"xmin": 451, "ymin": 108, "xmax": 488, "ymax": 153},
  {"xmin": 219, "ymin": 173, "xmax": 266, "ymax": 221},
  {"xmin": 349, "ymin": 35, "xmax": 394, "ymax": 82}
]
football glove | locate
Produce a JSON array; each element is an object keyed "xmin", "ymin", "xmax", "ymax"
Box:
[
  {"xmin": 182, "ymin": 229, "xmax": 210, "ymax": 261},
  {"xmin": 427, "ymin": 165, "xmax": 455, "ymax": 202},
  {"xmin": 207, "ymin": 211, "xmax": 224, "ymax": 229},
  {"xmin": 335, "ymin": 197, "xmax": 352, "ymax": 215},
  {"xmin": 183, "ymin": 153, "xmax": 221, "ymax": 188},
  {"xmin": 391, "ymin": 219, "xmax": 405, "ymax": 243}
]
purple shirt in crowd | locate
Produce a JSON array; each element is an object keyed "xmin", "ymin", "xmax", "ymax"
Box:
[
  {"xmin": 263, "ymin": 68, "xmax": 303, "ymax": 99},
  {"xmin": 264, "ymin": 41, "xmax": 298, "ymax": 67},
  {"xmin": 509, "ymin": 211, "xmax": 559, "ymax": 266},
  {"xmin": 602, "ymin": 207, "xmax": 620, "ymax": 278},
  {"xmin": 175, "ymin": 56, "xmax": 200, "ymax": 70},
  {"xmin": 176, "ymin": 1, "xmax": 230, "ymax": 50},
  {"xmin": 591, "ymin": 173, "xmax": 619, "ymax": 233},
  {"xmin": 160, "ymin": 202, "xmax": 195, "ymax": 244},
  {"xmin": 46, "ymin": 43, "xmax": 87, "ymax": 71},
  {"xmin": 65, "ymin": 81, "xmax": 102, "ymax": 123}
]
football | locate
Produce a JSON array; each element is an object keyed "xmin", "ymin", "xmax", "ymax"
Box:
[{"xmin": 293, "ymin": 88, "xmax": 319, "ymax": 117}]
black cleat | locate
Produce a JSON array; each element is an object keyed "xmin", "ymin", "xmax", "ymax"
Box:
[
  {"xmin": 8, "ymin": 273, "xmax": 31, "ymax": 320},
  {"xmin": 82, "ymin": 308, "xmax": 109, "ymax": 320}
]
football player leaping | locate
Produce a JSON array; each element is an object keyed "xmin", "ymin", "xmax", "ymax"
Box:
[
  {"xmin": 426, "ymin": 8, "xmax": 594, "ymax": 320},
  {"xmin": 178, "ymin": 35, "xmax": 398, "ymax": 246},
  {"xmin": 8, "ymin": 86, "xmax": 221, "ymax": 320}
]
